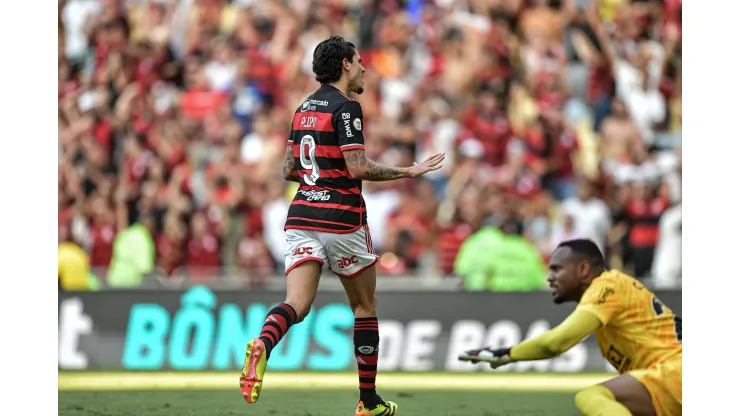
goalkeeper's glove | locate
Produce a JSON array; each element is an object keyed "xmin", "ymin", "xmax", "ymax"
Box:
[{"xmin": 458, "ymin": 346, "xmax": 513, "ymax": 369}]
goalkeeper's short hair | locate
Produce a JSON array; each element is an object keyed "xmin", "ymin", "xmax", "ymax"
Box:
[{"xmin": 556, "ymin": 239, "xmax": 604, "ymax": 268}]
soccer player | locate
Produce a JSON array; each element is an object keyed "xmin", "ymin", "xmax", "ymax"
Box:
[
  {"xmin": 459, "ymin": 239, "xmax": 681, "ymax": 416},
  {"xmin": 239, "ymin": 36, "xmax": 445, "ymax": 415}
]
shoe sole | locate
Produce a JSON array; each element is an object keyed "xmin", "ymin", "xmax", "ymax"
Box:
[{"xmin": 239, "ymin": 339, "xmax": 264, "ymax": 404}]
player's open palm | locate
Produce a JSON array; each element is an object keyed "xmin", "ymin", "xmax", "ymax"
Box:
[{"xmin": 407, "ymin": 153, "xmax": 445, "ymax": 178}]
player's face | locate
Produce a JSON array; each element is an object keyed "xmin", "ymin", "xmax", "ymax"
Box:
[
  {"xmin": 347, "ymin": 51, "xmax": 365, "ymax": 94},
  {"xmin": 547, "ymin": 247, "xmax": 587, "ymax": 304}
]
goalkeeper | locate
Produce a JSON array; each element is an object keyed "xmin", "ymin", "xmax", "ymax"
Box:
[{"xmin": 460, "ymin": 239, "xmax": 682, "ymax": 416}]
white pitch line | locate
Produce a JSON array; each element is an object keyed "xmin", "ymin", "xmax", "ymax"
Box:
[{"xmin": 58, "ymin": 373, "xmax": 612, "ymax": 392}]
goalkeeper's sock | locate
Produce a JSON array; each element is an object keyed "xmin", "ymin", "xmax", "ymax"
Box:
[{"xmin": 575, "ymin": 385, "xmax": 632, "ymax": 416}]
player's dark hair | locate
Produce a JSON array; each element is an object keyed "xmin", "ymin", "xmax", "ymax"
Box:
[
  {"xmin": 557, "ymin": 239, "xmax": 605, "ymax": 269},
  {"xmin": 312, "ymin": 36, "xmax": 357, "ymax": 84}
]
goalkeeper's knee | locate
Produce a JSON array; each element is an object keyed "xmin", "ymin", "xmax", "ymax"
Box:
[{"xmin": 574, "ymin": 385, "xmax": 632, "ymax": 416}]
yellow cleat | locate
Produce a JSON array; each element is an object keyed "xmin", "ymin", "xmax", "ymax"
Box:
[
  {"xmin": 239, "ymin": 338, "xmax": 267, "ymax": 404},
  {"xmin": 355, "ymin": 400, "xmax": 398, "ymax": 415}
]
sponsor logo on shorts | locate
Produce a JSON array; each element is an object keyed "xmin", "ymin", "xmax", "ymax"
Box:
[
  {"xmin": 293, "ymin": 247, "xmax": 314, "ymax": 257},
  {"xmin": 336, "ymin": 256, "xmax": 359, "ymax": 269}
]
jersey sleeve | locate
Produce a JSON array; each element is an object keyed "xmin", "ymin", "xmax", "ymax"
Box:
[
  {"xmin": 510, "ymin": 308, "xmax": 602, "ymax": 361},
  {"xmin": 287, "ymin": 126, "xmax": 295, "ymax": 146},
  {"xmin": 576, "ymin": 275, "xmax": 623, "ymax": 326},
  {"xmin": 333, "ymin": 101, "xmax": 366, "ymax": 151},
  {"xmin": 286, "ymin": 127, "xmax": 296, "ymax": 146},
  {"xmin": 287, "ymin": 110, "xmax": 300, "ymax": 146}
]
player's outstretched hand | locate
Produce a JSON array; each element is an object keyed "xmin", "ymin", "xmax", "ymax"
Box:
[
  {"xmin": 407, "ymin": 153, "xmax": 445, "ymax": 178},
  {"xmin": 458, "ymin": 346, "xmax": 512, "ymax": 370}
]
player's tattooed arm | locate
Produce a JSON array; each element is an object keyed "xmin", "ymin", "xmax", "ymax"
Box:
[
  {"xmin": 282, "ymin": 145, "xmax": 300, "ymax": 182},
  {"xmin": 343, "ymin": 149, "xmax": 444, "ymax": 181},
  {"xmin": 343, "ymin": 149, "xmax": 409, "ymax": 181}
]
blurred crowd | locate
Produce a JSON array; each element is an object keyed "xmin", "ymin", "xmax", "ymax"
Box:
[{"xmin": 58, "ymin": 0, "xmax": 682, "ymax": 290}]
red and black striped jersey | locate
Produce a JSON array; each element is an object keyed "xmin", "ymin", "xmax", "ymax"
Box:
[{"xmin": 284, "ymin": 84, "xmax": 367, "ymax": 234}]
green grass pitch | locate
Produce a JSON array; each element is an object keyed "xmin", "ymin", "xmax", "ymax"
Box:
[{"xmin": 59, "ymin": 372, "xmax": 611, "ymax": 415}]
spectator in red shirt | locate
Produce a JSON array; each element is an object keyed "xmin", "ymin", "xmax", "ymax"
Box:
[
  {"xmin": 531, "ymin": 70, "xmax": 569, "ymax": 111},
  {"xmin": 493, "ymin": 140, "xmax": 544, "ymax": 200},
  {"xmin": 523, "ymin": 107, "xmax": 579, "ymax": 201},
  {"xmin": 383, "ymin": 181, "xmax": 436, "ymax": 273},
  {"xmin": 437, "ymin": 185, "xmax": 485, "ymax": 276},
  {"xmin": 156, "ymin": 213, "xmax": 186, "ymax": 276},
  {"xmin": 87, "ymin": 195, "xmax": 117, "ymax": 268},
  {"xmin": 237, "ymin": 235, "xmax": 275, "ymax": 283},
  {"xmin": 614, "ymin": 181, "xmax": 669, "ymax": 278},
  {"xmin": 185, "ymin": 211, "xmax": 224, "ymax": 281},
  {"xmin": 181, "ymin": 64, "xmax": 228, "ymax": 120},
  {"xmin": 460, "ymin": 88, "xmax": 513, "ymax": 167},
  {"xmin": 121, "ymin": 134, "xmax": 154, "ymax": 188}
]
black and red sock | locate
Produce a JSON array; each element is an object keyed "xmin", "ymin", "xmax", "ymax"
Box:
[
  {"xmin": 354, "ymin": 317, "xmax": 380, "ymax": 406},
  {"xmin": 258, "ymin": 303, "xmax": 298, "ymax": 360}
]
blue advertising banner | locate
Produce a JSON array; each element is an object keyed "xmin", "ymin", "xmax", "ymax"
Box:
[{"xmin": 58, "ymin": 287, "xmax": 681, "ymax": 372}]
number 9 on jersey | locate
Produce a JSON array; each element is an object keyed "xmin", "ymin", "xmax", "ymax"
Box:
[{"xmin": 300, "ymin": 135, "xmax": 320, "ymax": 185}]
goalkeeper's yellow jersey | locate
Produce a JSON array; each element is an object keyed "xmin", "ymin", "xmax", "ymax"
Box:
[{"xmin": 577, "ymin": 270, "xmax": 682, "ymax": 372}]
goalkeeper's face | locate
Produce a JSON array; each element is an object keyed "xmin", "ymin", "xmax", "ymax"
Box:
[{"xmin": 547, "ymin": 247, "xmax": 588, "ymax": 304}]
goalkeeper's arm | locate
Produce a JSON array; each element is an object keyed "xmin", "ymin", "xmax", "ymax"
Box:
[{"xmin": 509, "ymin": 308, "xmax": 602, "ymax": 361}]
